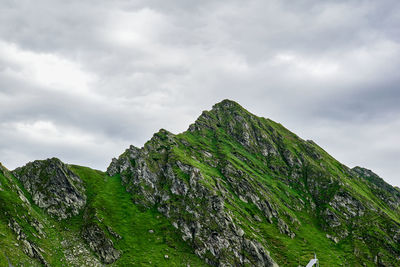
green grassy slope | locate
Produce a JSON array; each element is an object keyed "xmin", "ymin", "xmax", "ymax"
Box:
[
  {"xmin": 158, "ymin": 100, "xmax": 400, "ymax": 266},
  {"xmin": 69, "ymin": 165, "xmax": 206, "ymax": 266},
  {"xmin": 171, "ymin": 126, "xmax": 351, "ymax": 266},
  {"xmin": 0, "ymin": 163, "xmax": 70, "ymax": 266},
  {"xmin": 0, "ymin": 168, "xmax": 39, "ymax": 266},
  {"xmin": 0, "ymin": 162, "xmax": 205, "ymax": 266}
]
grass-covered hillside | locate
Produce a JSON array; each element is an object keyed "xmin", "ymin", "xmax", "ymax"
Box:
[
  {"xmin": 1, "ymin": 99, "xmax": 400, "ymax": 266},
  {"xmin": 69, "ymin": 165, "xmax": 205, "ymax": 266},
  {"xmin": 108, "ymin": 100, "xmax": 400, "ymax": 266},
  {"xmin": 0, "ymin": 161, "xmax": 205, "ymax": 266}
]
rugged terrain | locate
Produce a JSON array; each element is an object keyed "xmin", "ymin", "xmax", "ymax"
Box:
[{"xmin": 1, "ymin": 99, "xmax": 400, "ymax": 266}]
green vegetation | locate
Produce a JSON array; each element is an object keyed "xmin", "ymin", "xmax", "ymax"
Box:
[
  {"xmin": 69, "ymin": 165, "xmax": 206, "ymax": 266},
  {"xmin": 162, "ymin": 100, "xmax": 400, "ymax": 266},
  {"xmin": 0, "ymin": 168, "xmax": 39, "ymax": 266},
  {"xmin": 1, "ymin": 99, "xmax": 400, "ymax": 266},
  {"xmin": 0, "ymin": 163, "xmax": 205, "ymax": 266}
]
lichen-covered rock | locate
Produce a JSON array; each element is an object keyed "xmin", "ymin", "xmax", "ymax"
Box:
[{"xmin": 12, "ymin": 158, "xmax": 86, "ymax": 219}]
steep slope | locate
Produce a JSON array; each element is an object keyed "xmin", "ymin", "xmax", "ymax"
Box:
[
  {"xmin": 13, "ymin": 158, "xmax": 86, "ymax": 219},
  {"xmin": 0, "ymin": 160, "xmax": 97, "ymax": 266},
  {"xmin": 0, "ymin": 163, "xmax": 45, "ymax": 266},
  {"xmin": 352, "ymin": 166, "xmax": 400, "ymax": 210},
  {"xmin": 69, "ymin": 165, "xmax": 206, "ymax": 266},
  {"xmin": 1, "ymin": 159, "xmax": 205, "ymax": 266},
  {"xmin": 108, "ymin": 99, "xmax": 400, "ymax": 266}
]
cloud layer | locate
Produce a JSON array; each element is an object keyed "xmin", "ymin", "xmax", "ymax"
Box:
[{"xmin": 1, "ymin": 0, "xmax": 399, "ymax": 185}]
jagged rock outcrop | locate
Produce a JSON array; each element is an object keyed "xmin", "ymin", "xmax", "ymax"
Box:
[
  {"xmin": 353, "ymin": 166, "xmax": 400, "ymax": 209},
  {"xmin": 82, "ymin": 223, "xmax": 120, "ymax": 264},
  {"xmin": 108, "ymin": 129, "xmax": 278, "ymax": 266},
  {"xmin": 80, "ymin": 205, "xmax": 121, "ymax": 264},
  {"xmin": 8, "ymin": 219, "xmax": 48, "ymax": 266},
  {"xmin": 12, "ymin": 158, "xmax": 86, "ymax": 219},
  {"xmin": 106, "ymin": 100, "xmax": 304, "ymax": 265}
]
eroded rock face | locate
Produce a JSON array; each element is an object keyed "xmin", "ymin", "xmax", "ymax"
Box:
[
  {"xmin": 81, "ymin": 223, "xmax": 120, "ymax": 264},
  {"xmin": 353, "ymin": 166, "xmax": 400, "ymax": 209},
  {"xmin": 12, "ymin": 158, "xmax": 86, "ymax": 219},
  {"xmin": 108, "ymin": 130, "xmax": 278, "ymax": 267},
  {"xmin": 8, "ymin": 219, "xmax": 48, "ymax": 266}
]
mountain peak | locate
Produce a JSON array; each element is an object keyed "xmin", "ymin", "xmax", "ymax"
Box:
[
  {"xmin": 12, "ymin": 158, "xmax": 87, "ymax": 219},
  {"xmin": 211, "ymin": 99, "xmax": 244, "ymax": 111},
  {"xmin": 188, "ymin": 99, "xmax": 255, "ymax": 133},
  {"xmin": 0, "ymin": 162, "xmax": 8, "ymax": 174}
]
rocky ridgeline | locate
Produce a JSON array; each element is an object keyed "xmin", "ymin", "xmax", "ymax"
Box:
[
  {"xmin": 108, "ymin": 100, "xmax": 400, "ymax": 266},
  {"xmin": 10, "ymin": 158, "xmax": 120, "ymax": 265},
  {"xmin": 12, "ymin": 158, "xmax": 86, "ymax": 219},
  {"xmin": 106, "ymin": 101, "xmax": 310, "ymax": 266},
  {"xmin": 107, "ymin": 132, "xmax": 278, "ymax": 267},
  {"xmin": 353, "ymin": 166, "xmax": 400, "ymax": 209}
]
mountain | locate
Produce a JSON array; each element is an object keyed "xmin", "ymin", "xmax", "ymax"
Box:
[{"xmin": 1, "ymin": 99, "xmax": 400, "ymax": 266}]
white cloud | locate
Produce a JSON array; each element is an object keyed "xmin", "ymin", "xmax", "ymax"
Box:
[
  {"xmin": 10, "ymin": 120, "xmax": 94, "ymax": 145},
  {"xmin": 105, "ymin": 8, "xmax": 168, "ymax": 47},
  {"xmin": 0, "ymin": 41, "xmax": 96, "ymax": 94},
  {"xmin": 272, "ymin": 52, "xmax": 339, "ymax": 78},
  {"xmin": 0, "ymin": 0, "xmax": 399, "ymax": 187}
]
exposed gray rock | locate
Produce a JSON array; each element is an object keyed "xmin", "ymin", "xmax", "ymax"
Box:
[
  {"xmin": 323, "ymin": 209, "xmax": 341, "ymax": 228},
  {"xmin": 12, "ymin": 158, "xmax": 86, "ymax": 219},
  {"xmin": 8, "ymin": 219, "xmax": 48, "ymax": 266},
  {"xmin": 329, "ymin": 191, "xmax": 365, "ymax": 219},
  {"xmin": 61, "ymin": 234, "xmax": 102, "ymax": 266},
  {"xmin": 8, "ymin": 219, "xmax": 26, "ymax": 241},
  {"xmin": 107, "ymin": 129, "xmax": 279, "ymax": 266},
  {"xmin": 326, "ymin": 234, "xmax": 339, "ymax": 244},
  {"xmin": 107, "ymin": 226, "xmax": 122, "ymax": 240},
  {"xmin": 277, "ymin": 218, "xmax": 295, "ymax": 238},
  {"xmin": 82, "ymin": 223, "xmax": 120, "ymax": 264},
  {"xmin": 352, "ymin": 166, "xmax": 400, "ymax": 209},
  {"xmin": 22, "ymin": 239, "xmax": 48, "ymax": 266}
]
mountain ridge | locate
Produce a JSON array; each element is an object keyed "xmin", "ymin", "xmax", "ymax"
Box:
[{"xmin": 1, "ymin": 99, "xmax": 400, "ymax": 266}]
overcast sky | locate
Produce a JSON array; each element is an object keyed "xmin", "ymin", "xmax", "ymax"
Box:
[{"xmin": 1, "ymin": 0, "xmax": 399, "ymax": 186}]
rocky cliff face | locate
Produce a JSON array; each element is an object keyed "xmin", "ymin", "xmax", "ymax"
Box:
[
  {"xmin": 8, "ymin": 158, "xmax": 120, "ymax": 265},
  {"xmin": 108, "ymin": 132, "xmax": 278, "ymax": 266},
  {"xmin": 12, "ymin": 158, "xmax": 86, "ymax": 219},
  {"xmin": 81, "ymin": 223, "xmax": 120, "ymax": 264}
]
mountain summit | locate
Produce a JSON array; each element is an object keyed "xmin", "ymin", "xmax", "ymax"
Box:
[{"xmin": 1, "ymin": 100, "xmax": 400, "ymax": 266}]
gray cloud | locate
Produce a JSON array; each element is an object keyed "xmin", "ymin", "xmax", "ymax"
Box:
[{"xmin": 0, "ymin": 0, "xmax": 399, "ymax": 186}]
